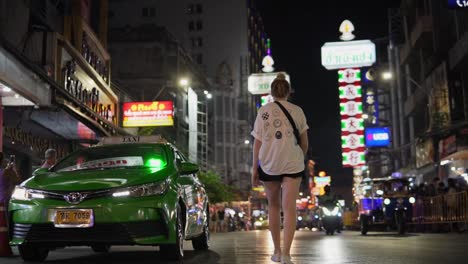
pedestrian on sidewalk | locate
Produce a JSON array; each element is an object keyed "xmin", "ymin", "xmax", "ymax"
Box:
[
  {"xmin": 251, "ymin": 73, "xmax": 309, "ymax": 264},
  {"xmin": 217, "ymin": 207, "xmax": 226, "ymax": 232},
  {"xmin": 0, "ymin": 152, "xmax": 20, "ymax": 210}
]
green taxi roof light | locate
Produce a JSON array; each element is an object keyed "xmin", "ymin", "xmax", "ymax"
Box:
[{"xmin": 146, "ymin": 158, "xmax": 165, "ymax": 169}]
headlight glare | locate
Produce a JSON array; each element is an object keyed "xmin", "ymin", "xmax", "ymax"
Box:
[
  {"xmin": 409, "ymin": 197, "xmax": 416, "ymax": 204},
  {"xmin": 112, "ymin": 180, "xmax": 168, "ymax": 198},
  {"xmin": 11, "ymin": 187, "xmax": 45, "ymax": 201},
  {"xmin": 12, "ymin": 186, "xmax": 28, "ymax": 201},
  {"xmin": 384, "ymin": 198, "xmax": 391, "ymax": 205}
]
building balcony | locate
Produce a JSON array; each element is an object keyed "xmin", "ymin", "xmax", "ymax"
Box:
[
  {"xmin": 400, "ymin": 15, "xmax": 433, "ymax": 64},
  {"xmin": 448, "ymin": 29, "xmax": 468, "ymax": 71}
]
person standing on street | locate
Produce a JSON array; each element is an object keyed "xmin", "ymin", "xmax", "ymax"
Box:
[
  {"xmin": 0, "ymin": 152, "xmax": 20, "ymax": 208},
  {"xmin": 251, "ymin": 73, "xmax": 309, "ymax": 264},
  {"xmin": 41, "ymin": 148, "xmax": 57, "ymax": 169},
  {"xmin": 217, "ymin": 207, "xmax": 226, "ymax": 232}
]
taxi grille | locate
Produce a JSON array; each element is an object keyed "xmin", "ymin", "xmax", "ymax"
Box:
[{"xmin": 21, "ymin": 221, "xmax": 167, "ymax": 245}]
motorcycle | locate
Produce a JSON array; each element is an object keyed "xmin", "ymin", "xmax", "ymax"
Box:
[{"xmin": 320, "ymin": 202, "xmax": 342, "ymax": 235}]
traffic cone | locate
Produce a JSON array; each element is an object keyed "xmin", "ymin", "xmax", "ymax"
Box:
[{"xmin": 0, "ymin": 202, "xmax": 13, "ymax": 257}]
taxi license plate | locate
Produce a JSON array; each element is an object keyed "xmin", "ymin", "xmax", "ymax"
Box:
[{"xmin": 54, "ymin": 209, "xmax": 94, "ymax": 228}]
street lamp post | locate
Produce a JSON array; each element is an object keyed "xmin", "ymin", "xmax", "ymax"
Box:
[{"xmin": 382, "ymin": 67, "xmax": 432, "ymax": 170}]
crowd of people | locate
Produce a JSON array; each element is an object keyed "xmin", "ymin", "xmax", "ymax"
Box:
[
  {"xmin": 209, "ymin": 205, "xmax": 254, "ymax": 233},
  {"xmin": 412, "ymin": 176, "xmax": 468, "ymax": 198}
]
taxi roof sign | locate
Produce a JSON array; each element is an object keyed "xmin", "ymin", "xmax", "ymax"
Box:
[{"xmin": 98, "ymin": 135, "xmax": 167, "ymax": 145}]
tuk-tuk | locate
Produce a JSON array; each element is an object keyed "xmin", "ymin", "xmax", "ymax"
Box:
[{"xmin": 358, "ymin": 176, "xmax": 416, "ymax": 235}]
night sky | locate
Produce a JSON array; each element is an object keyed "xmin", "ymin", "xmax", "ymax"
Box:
[{"xmin": 255, "ymin": 2, "xmax": 401, "ymax": 187}]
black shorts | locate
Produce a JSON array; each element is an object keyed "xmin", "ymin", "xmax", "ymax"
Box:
[{"xmin": 258, "ymin": 166, "xmax": 304, "ymax": 182}]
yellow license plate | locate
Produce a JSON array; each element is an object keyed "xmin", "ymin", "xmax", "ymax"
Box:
[{"xmin": 54, "ymin": 209, "xmax": 94, "ymax": 228}]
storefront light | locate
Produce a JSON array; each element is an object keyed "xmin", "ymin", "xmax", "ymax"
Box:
[{"xmin": 440, "ymin": 160, "xmax": 451, "ymax": 166}]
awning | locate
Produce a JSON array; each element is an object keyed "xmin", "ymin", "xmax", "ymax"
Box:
[{"xmin": 441, "ymin": 150, "xmax": 468, "ymax": 162}]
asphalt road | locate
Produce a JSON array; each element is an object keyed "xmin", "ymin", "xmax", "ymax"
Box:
[{"xmin": 1, "ymin": 229, "xmax": 468, "ymax": 263}]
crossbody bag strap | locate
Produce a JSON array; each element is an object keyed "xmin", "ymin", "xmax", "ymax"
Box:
[{"xmin": 274, "ymin": 101, "xmax": 300, "ymax": 145}]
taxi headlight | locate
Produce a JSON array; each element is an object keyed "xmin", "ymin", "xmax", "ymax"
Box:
[
  {"xmin": 112, "ymin": 180, "xmax": 168, "ymax": 198},
  {"xmin": 11, "ymin": 186, "xmax": 45, "ymax": 201}
]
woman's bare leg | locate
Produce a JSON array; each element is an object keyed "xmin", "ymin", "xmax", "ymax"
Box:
[
  {"xmin": 281, "ymin": 177, "xmax": 302, "ymax": 257},
  {"xmin": 264, "ymin": 181, "xmax": 282, "ymax": 255}
]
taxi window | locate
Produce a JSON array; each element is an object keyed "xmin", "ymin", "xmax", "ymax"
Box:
[{"xmin": 53, "ymin": 144, "xmax": 167, "ymax": 172}]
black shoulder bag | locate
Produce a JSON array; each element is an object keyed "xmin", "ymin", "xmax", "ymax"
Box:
[{"xmin": 274, "ymin": 101, "xmax": 301, "ymax": 146}]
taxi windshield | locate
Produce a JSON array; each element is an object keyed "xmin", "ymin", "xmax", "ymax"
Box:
[{"xmin": 52, "ymin": 144, "xmax": 167, "ymax": 172}]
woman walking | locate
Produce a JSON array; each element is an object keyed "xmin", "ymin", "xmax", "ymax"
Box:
[{"xmin": 251, "ymin": 73, "xmax": 309, "ymax": 264}]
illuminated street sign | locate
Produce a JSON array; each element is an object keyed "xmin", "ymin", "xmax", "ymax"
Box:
[
  {"xmin": 321, "ymin": 40, "xmax": 376, "ymax": 70},
  {"xmin": 365, "ymin": 127, "xmax": 391, "ymax": 147},
  {"xmin": 339, "ymin": 68, "xmax": 365, "ymax": 167},
  {"xmin": 123, "ymin": 101, "xmax": 174, "ymax": 127},
  {"xmin": 248, "ymin": 72, "xmax": 290, "ymax": 95}
]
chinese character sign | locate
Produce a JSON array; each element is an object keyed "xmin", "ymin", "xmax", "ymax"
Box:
[{"xmin": 339, "ymin": 68, "xmax": 365, "ymax": 167}]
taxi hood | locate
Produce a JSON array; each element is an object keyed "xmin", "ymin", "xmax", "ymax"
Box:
[{"xmin": 23, "ymin": 167, "xmax": 172, "ymax": 191}]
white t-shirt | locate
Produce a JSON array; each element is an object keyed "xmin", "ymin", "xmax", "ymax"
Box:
[{"xmin": 251, "ymin": 100, "xmax": 309, "ymax": 175}]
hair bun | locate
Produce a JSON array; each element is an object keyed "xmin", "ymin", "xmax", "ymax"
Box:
[{"xmin": 276, "ymin": 73, "xmax": 286, "ymax": 80}]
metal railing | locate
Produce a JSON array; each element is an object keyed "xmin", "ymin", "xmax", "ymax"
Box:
[{"xmin": 412, "ymin": 191, "xmax": 468, "ymax": 224}]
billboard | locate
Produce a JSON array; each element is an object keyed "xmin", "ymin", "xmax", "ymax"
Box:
[
  {"xmin": 122, "ymin": 101, "xmax": 174, "ymax": 127},
  {"xmin": 365, "ymin": 127, "xmax": 391, "ymax": 147},
  {"xmin": 248, "ymin": 72, "xmax": 290, "ymax": 95},
  {"xmin": 321, "ymin": 40, "xmax": 376, "ymax": 70}
]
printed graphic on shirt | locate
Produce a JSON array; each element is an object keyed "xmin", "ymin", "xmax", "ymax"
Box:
[
  {"xmin": 286, "ymin": 130, "xmax": 293, "ymax": 137},
  {"xmin": 273, "ymin": 109, "xmax": 280, "ymax": 117},
  {"xmin": 262, "ymin": 112, "xmax": 270, "ymax": 120},
  {"xmin": 273, "ymin": 119, "xmax": 282, "ymax": 128},
  {"xmin": 275, "ymin": 131, "xmax": 282, "ymax": 139},
  {"xmin": 264, "ymin": 121, "xmax": 270, "ymax": 131},
  {"xmin": 265, "ymin": 132, "xmax": 272, "ymax": 141}
]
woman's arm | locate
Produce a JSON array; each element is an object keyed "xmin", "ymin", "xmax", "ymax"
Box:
[
  {"xmin": 251, "ymin": 138, "xmax": 262, "ymax": 187},
  {"xmin": 252, "ymin": 138, "xmax": 262, "ymax": 168},
  {"xmin": 299, "ymin": 131, "xmax": 308, "ymax": 155}
]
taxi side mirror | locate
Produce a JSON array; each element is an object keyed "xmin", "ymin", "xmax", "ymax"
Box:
[{"xmin": 180, "ymin": 162, "xmax": 199, "ymax": 175}]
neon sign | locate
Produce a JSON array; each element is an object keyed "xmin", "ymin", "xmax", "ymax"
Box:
[{"xmin": 365, "ymin": 127, "xmax": 391, "ymax": 147}]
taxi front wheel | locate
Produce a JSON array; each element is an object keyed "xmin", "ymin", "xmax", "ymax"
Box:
[
  {"xmin": 160, "ymin": 204, "xmax": 184, "ymax": 261},
  {"xmin": 18, "ymin": 244, "xmax": 49, "ymax": 262},
  {"xmin": 192, "ymin": 208, "xmax": 210, "ymax": 250}
]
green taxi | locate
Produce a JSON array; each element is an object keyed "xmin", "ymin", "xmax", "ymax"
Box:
[{"xmin": 9, "ymin": 135, "xmax": 210, "ymax": 262}]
